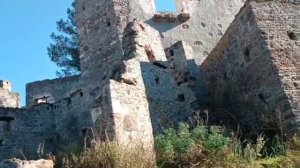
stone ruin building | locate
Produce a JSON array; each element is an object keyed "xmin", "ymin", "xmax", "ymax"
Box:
[{"xmin": 0, "ymin": 0, "xmax": 299, "ymax": 160}]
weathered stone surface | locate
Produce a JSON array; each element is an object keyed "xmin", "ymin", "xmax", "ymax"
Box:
[
  {"xmin": 0, "ymin": 81, "xmax": 20, "ymax": 108},
  {"xmin": 0, "ymin": 159, "xmax": 53, "ymax": 168},
  {"xmin": 26, "ymin": 75, "xmax": 81, "ymax": 106},
  {"xmin": 1, "ymin": 0, "xmax": 298, "ymax": 163},
  {"xmin": 178, "ymin": 13, "xmax": 190, "ymax": 22},
  {"xmin": 150, "ymin": 0, "xmax": 246, "ymax": 65},
  {"xmin": 0, "ymin": 88, "xmax": 93, "ymax": 160},
  {"xmin": 201, "ymin": 1, "xmax": 299, "ymax": 137}
]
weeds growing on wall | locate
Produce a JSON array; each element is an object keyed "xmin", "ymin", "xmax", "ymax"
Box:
[{"xmin": 57, "ymin": 123, "xmax": 295, "ymax": 168}]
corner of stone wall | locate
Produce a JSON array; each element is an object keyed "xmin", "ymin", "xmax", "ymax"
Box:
[
  {"xmin": 201, "ymin": 1, "xmax": 299, "ymax": 138},
  {"xmin": 107, "ymin": 19, "xmax": 163, "ymax": 151}
]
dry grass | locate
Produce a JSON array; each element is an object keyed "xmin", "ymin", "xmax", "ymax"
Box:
[
  {"xmin": 60, "ymin": 142, "xmax": 155, "ymax": 168},
  {"xmin": 57, "ymin": 124, "xmax": 296, "ymax": 168}
]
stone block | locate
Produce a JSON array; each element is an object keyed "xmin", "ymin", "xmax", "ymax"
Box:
[
  {"xmin": 178, "ymin": 13, "xmax": 190, "ymax": 22},
  {"xmin": 153, "ymin": 13, "xmax": 165, "ymax": 22}
]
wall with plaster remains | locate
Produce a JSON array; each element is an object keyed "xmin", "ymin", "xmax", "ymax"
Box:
[
  {"xmin": 149, "ymin": 0, "xmax": 246, "ymax": 65},
  {"xmin": 26, "ymin": 75, "xmax": 81, "ymax": 106},
  {"xmin": 201, "ymin": 1, "xmax": 299, "ymax": 137}
]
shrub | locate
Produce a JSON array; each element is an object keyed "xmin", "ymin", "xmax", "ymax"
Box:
[
  {"xmin": 155, "ymin": 123, "xmax": 232, "ymax": 167},
  {"xmin": 59, "ymin": 122, "xmax": 295, "ymax": 168},
  {"xmin": 154, "ymin": 123, "xmax": 295, "ymax": 168}
]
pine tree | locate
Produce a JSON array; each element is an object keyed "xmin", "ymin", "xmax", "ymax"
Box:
[{"xmin": 47, "ymin": 3, "xmax": 80, "ymax": 77}]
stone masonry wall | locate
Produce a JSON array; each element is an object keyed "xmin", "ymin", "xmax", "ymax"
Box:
[
  {"xmin": 201, "ymin": 1, "xmax": 299, "ymax": 138},
  {"xmin": 26, "ymin": 75, "xmax": 81, "ymax": 106},
  {"xmin": 3, "ymin": 0, "xmax": 298, "ymax": 162},
  {"xmin": 149, "ymin": 0, "xmax": 246, "ymax": 65},
  {"xmin": 113, "ymin": 20, "xmax": 199, "ymax": 136},
  {"xmin": 166, "ymin": 41, "xmax": 203, "ymax": 108},
  {"xmin": 0, "ymin": 88, "xmax": 96, "ymax": 160},
  {"xmin": 0, "ymin": 106, "xmax": 55, "ymax": 160},
  {"xmin": 75, "ymin": 0, "xmax": 125, "ymax": 88},
  {"xmin": 75, "ymin": 0, "xmax": 247, "ymax": 89},
  {"xmin": 251, "ymin": 1, "xmax": 299, "ymax": 135}
]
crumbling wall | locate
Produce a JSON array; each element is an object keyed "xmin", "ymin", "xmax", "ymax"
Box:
[
  {"xmin": 201, "ymin": 1, "xmax": 299, "ymax": 137},
  {"xmin": 112, "ymin": 20, "xmax": 200, "ymax": 137},
  {"xmin": 75, "ymin": 0, "xmax": 247, "ymax": 89},
  {"xmin": 166, "ymin": 41, "xmax": 204, "ymax": 107},
  {"xmin": 0, "ymin": 81, "xmax": 20, "ymax": 108},
  {"xmin": 149, "ymin": 0, "xmax": 246, "ymax": 65},
  {"xmin": 0, "ymin": 106, "xmax": 55, "ymax": 160},
  {"xmin": 26, "ymin": 75, "xmax": 81, "ymax": 106},
  {"xmin": 0, "ymin": 87, "xmax": 97, "ymax": 160}
]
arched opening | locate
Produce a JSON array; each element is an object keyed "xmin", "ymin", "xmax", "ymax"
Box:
[{"xmin": 155, "ymin": 0, "xmax": 176, "ymax": 12}]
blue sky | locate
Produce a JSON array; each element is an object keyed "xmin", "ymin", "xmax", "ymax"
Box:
[{"xmin": 0, "ymin": 0, "xmax": 175, "ymax": 106}]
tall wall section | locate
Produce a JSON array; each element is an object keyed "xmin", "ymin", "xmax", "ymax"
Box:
[
  {"xmin": 108, "ymin": 19, "xmax": 200, "ymax": 148},
  {"xmin": 73, "ymin": 0, "xmax": 248, "ymax": 130},
  {"xmin": 201, "ymin": 1, "xmax": 299, "ymax": 138},
  {"xmin": 75, "ymin": 0, "xmax": 247, "ymax": 88},
  {"xmin": 75, "ymin": 0, "xmax": 129, "ymax": 88}
]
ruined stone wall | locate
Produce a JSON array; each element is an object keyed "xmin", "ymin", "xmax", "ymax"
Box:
[
  {"xmin": 166, "ymin": 41, "xmax": 204, "ymax": 108},
  {"xmin": 1, "ymin": 0, "xmax": 298, "ymax": 162},
  {"xmin": 0, "ymin": 81, "xmax": 20, "ymax": 108},
  {"xmin": 26, "ymin": 75, "xmax": 81, "ymax": 106},
  {"xmin": 110, "ymin": 19, "xmax": 200, "ymax": 138},
  {"xmin": 149, "ymin": 0, "xmax": 246, "ymax": 65},
  {"xmin": 251, "ymin": 1, "xmax": 299, "ymax": 135},
  {"xmin": 75, "ymin": 0, "xmax": 247, "ymax": 88},
  {"xmin": 75, "ymin": 0, "xmax": 126, "ymax": 88},
  {"xmin": 0, "ymin": 87, "xmax": 98, "ymax": 160},
  {"xmin": 0, "ymin": 106, "xmax": 55, "ymax": 160},
  {"xmin": 201, "ymin": 1, "xmax": 299, "ymax": 137}
]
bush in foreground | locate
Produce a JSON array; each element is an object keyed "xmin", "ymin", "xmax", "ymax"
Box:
[
  {"xmin": 59, "ymin": 123, "xmax": 295, "ymax": 168},
  {"xmin": 155, "ymin": 123, "xmax": 295, "ymax": 168}
]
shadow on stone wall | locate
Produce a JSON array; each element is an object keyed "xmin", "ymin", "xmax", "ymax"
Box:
[{"xmin": 139, "ymin": 45, "xmax": 204, "ymax": 133}]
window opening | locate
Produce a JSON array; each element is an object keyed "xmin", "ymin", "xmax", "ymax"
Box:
[{"xmin": 155, "ymin": 0, "xmax": 176, "ymax": 12}]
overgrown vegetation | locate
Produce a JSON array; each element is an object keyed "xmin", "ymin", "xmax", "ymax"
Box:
[
  {"xmin": 58, "ymin": 142, "xmax": 155, "ymax": 168},
  {"xmin": 155, "ymin": 123, "xmax": 294, "ymax": 168},
  {"xmin": 57, "ymin": 123, "xmax": 296, "ymax": 168}
]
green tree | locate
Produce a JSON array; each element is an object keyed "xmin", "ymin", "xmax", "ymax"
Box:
[{"xmin": 47, "ymin": 3, "xmax": 80, "ymax": 77}]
